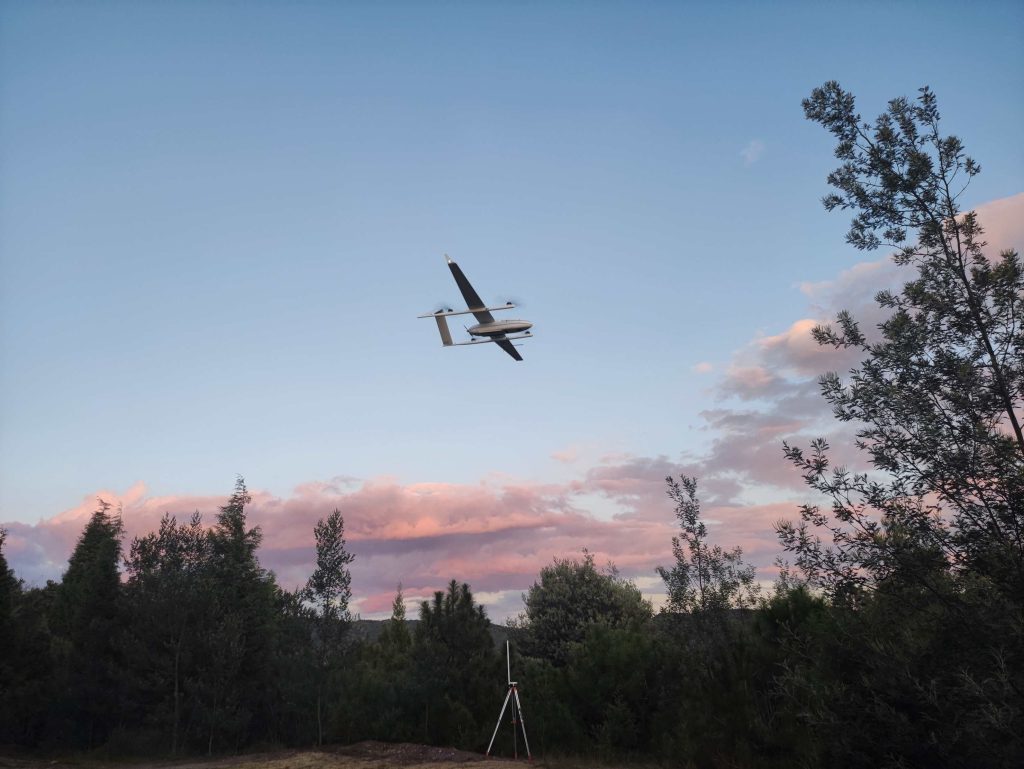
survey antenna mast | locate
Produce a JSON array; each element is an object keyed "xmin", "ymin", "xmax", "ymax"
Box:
[{"xmin": 487, "ymin": 640, "xmax": 532, "ymax": 760}]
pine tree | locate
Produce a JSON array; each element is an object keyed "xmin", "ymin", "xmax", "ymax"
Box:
[
  {"xmin": 0, "ymin": 528, "xmax": 22, "ymax": 740},
  {"xmin": 378, "ymin": 583, "xmax": 411, "ymax": 652},
  {"xmin": 124, "ymin": 512, "xmax": 210, "ymax": 754},
  {"xmin": 414, "ymin": 581, "xmax": 501, "ymax": 748},
  {"xmin": 0, "ymin": 528, "xmax": 17, "ymax": 667},
  {"xmin": 200, "ymin": 477, "xmax": 279, "ymax": 753},
  {"xmin": 303, "ymin": 508, "xmax": 355, "ymax": 746},
  {"xmin": 52, "ymin": 501, "xmax": 125, "ymax": 747}
]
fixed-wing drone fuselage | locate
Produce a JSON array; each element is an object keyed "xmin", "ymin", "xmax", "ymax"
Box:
[{"xmin": 418, "ymin": 255, "xmax": 533, "ymax": 361}]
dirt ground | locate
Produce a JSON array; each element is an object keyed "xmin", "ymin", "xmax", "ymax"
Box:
[{"xmin": 0, "ymin": 741, "xmax": 554, "ymax": 769}]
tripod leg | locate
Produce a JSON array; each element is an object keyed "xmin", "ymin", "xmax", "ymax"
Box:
[
  {"xmin": 512, "ymin": 691, "xmax": 520, "ymax": 760},
  {"xmin": 513, "ymin": 686, "xmax": 532, "ymax": 759},
  {"xmin": 486, "ymin": 687, "xmax": 513, "ymax": 756}
]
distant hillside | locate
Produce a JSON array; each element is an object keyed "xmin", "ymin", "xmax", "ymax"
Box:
[{"xmin": 349, "ymin": 619, "xmax": 511, "ymax": 647}]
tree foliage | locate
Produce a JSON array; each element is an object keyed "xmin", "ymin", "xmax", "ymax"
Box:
[
  {"xmin": 302, "ymin": 508, "xmax": 355, "ymax": 746},
  {"xmin": 781, "ymin": 81, "xmax": 1024, "ymax": 602},
  {"xmin": 50, "ymin": 501, "xmax": 125, "ymax": 747},
  {"xmin": 413, "ymin": 580, "xmax": 501, "ymax": 748},
  {"xmin": 123, "ymin": 511, "xmax": 210, "ymax": 754},
  {"xmin": 775, "ymin": 81, "xmax": 1024, "ymax": 768},
  {"xmin": 657, "ymin": 475, "xmax": 759, "ymax": 613},
  {"xmin": 516, "ymin": 551, "xmax": 651, "ymax": 667}
]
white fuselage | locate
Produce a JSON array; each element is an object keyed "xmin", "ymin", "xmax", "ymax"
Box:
[{"xmin": 468, "ymin": 319, "xmax": 533, "ymax": 337}]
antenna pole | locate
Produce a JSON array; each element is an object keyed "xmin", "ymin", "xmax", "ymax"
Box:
[{"xmin": 486, "ymin": 640, "xmax": 532, "ymax": 761}]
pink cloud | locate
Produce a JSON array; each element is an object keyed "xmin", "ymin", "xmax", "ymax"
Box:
[
  {"xmin": 973, "ymin": 192, "xmax": 1024, "ymax": 256},
  {"xmin": 3, "ymin": 460, "xmax": 801, "ymax": 621},
  {"xmin": 551, "ymin": 447, "xmax": 579, "ymax": 464},
  {"xmin": 8, "ymin": 194, "xmax": 1017, "ymax": 621},
  {"xmin": 757, "ymin": 319, "xmax": 862, "ymax": 377},
  {"xmin": 718, "ymin": 365, "xmax": 785, "ymax": 400},
  {"xmin": 697, "ymin": 191, "xmax": 1024, "ymax": 502}
]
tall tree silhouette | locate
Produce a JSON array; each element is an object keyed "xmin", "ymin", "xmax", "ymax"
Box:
[
  {"xmin": 124, "ymin": 512, "xmax": 210, "ymax": 754},
  {"xmin": 303, "ymin": 508, "xmax": 355, "ymax": 746},
  {"xmin": 783, "ymin": 81, "xmax": 1024, "ymax": 600},
  {"xmin": 51, "ymin": 501, "xmax": 125, "ymax": 746},
  {"xmin": 775, "ymin": 82, "xmax": 1024, "ymax": 767},
  {"xmin": 199, "ymin": 478, "xmax": 278, "ymax": 753},
  {"xmin": 415, "ymin": 581, "xmax": 500, "ymax": 748}
]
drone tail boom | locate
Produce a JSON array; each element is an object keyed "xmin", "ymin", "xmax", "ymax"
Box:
[{"xmin": 433, "ymin": 314, "xmax": 454, "ymax": 347}]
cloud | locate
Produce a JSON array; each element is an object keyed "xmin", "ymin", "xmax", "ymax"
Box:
[
  {"xmin": 972, "ymin": 191, "xmax": 1024, "ymax": 256},
  {"xmin": 551, "ymin": 446, "xmax": 579, "ymax": 464},
  {"xmin": 699, "ymin": 190, "xmax": 1024, "ymax": 498},
  {"xmin": 4, "ymin": 446, "xmax": 812, "ymax": 622},
  {"xmin": 718, "ymin": 364, "xmax": 787, "ymax": 401},
  {"xmin": 692, "ymin": 361, "xmax": 714, "ymax": 374},
  {"xmin": 7, "ymin": 194, "xmax": 1019, "ymax": 623},
  {"xmin": 741, "ymin": 139, "xmax": 765, "ymax": 165}
]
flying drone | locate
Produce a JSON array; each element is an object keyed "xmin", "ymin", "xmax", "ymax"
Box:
[{"xmin": 418, "ymin": 255, "xmax": 533, "ymax": 362}]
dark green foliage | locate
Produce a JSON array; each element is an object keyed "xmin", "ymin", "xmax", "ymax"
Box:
[
  {"xmin": 123, "ymin": 511, "xmax": 211, "ymax": 754},
  {"xmin": 516, "ymin": 551, "xmax": 652, "ymax": 666},
  {"xmin": 784, "ymin": 82, "xmax": 1024, "ymax": 602},
  {"xmin": 304, "ymin": 509, "xmax": 355, "ymax": 623},
  {"xmin": 199, "ymin": 478, "xmax": 281, "ymax": 752},
  {"xmin": 377, "ymin": 583, "xmax": 411, "ymax": 652},
  {"xmin": 334, "ymin": 585, "xmax": 417, "ymax": 743},
  {"xmin": 302, "ymin": 508, "xmax": 355, "ymax": 746},
  {"xmin": 50, "ymin": 501, "xmax": 126, "ymax": 747},
  {"xmin": 557, "ymin": 623, "xmax": 662, "ymax": 754},
  {"xmin": 0, "ymin": 528, "xmax": 17, "ymax": 673},
  {"xmin": 413, "ymin": 581, "xmax": 502, "ymax": 749},
  {"xmin": 776, "ymin": 82, "xmax": 1024, "ymax": 768},
  {"xmin": 0, "ymin": 529, "xmax": 55, "ymax": 746}
]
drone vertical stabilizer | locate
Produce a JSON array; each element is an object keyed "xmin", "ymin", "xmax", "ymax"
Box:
[{"xmin": 433, "ymin": 314, "xmax": 453, "ymax": 346}]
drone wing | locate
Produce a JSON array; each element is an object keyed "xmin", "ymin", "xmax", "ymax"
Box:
[
  {"xmin": 446, "ymin": 255, "xmax": 495, "ymax": 324},
  {"xmin": 494, "ymin": 337, "xmax": 524, "ymax": 362}
]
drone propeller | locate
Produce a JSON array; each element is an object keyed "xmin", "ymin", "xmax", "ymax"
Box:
[
  {"xmin": 432, "ymin": 302, "xmax": 455, "ymax": 314},
  {"xmin": 496, "ymin": 295, "xmax": 525, "ymax": 309}
]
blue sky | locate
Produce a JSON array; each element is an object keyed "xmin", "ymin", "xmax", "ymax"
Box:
[{"xmin": 1, "ymin": 1, "xmax": 1022, "ymax": 611}]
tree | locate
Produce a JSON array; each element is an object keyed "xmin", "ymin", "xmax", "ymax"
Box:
[
  {"xmin": 51, "ymin": 501, "xmax": 125, "ymax": 747},
  {"xmin": 413, "ymin": 581, "xmax": 500, "ymax": 748},
  {"xmin": 650, "ymin": 478, "xmax": 771, "ymax": 763},
  {"xmin": 123, "ymin": 511, "xmax": 210, "ymax": 754},
  {"xmin": 657, "ymin": 476, "xmax": 759, "ymax": 614},
  {"xmin": 780, "ymin": 81, "xmax": 1024, "ymax": 601},
  {"xmin": 302, "ymin": 508, "xmax": 355, "ymax": 746},
  {"xmin": 338, "ymin": 584, "xmax": 415, "ymax": 744},
  {"xmin": 518, "ymin": 552, "xmax": 651, "ymax": 666},
  {"xmin": 199, "ymin": 477, "xmax": 280, "ymax": 753},
  {"xmin": 775, "ymin": 82, "xmax": 1024, "ymax": 768},
  {"xmin": 0, "ymin": 528, "xmax": 24, "ymax": 740},
  {"xmin": 378, "ymin": 582, "xmax": 411, "ymax": 653},
  {"xmin": 0, "ymin": 528, "xmax": 17, "ymax": 666}
]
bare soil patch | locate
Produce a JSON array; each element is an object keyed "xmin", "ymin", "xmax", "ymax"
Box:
[{"xmin": 0, "ymin": 742, "xmax": 526, "ymax": 769}]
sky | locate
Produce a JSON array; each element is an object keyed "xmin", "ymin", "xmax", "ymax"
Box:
[{"xmin": 2, "ymin": 0, "xmax": 1022, "ymax": 620}]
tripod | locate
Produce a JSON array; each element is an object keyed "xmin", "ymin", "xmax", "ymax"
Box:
[{"xmin": 486, "ymin": 641, "xmax": 531, "ymax": 760}]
